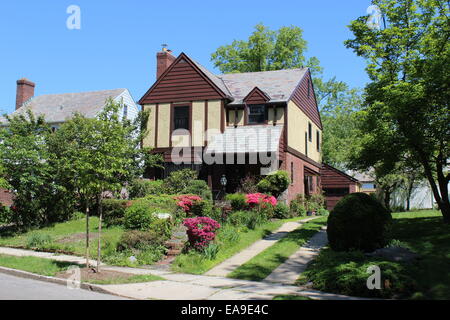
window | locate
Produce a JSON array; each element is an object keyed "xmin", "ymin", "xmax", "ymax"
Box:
[
  {"xmin": 362, "ymin": 183, "xmax": 376, "ymax": 189},
  {"xmin": 308, "ymin": 122, "xmax": 312, "ymax": 142},
  {"xmin": 316, "ymin": 130, "xmax": 320, "ymax": 151},
  {"xmin": 173, "ymin": 106, "xmax": 190, "ymax": 130},
  {"xmin": 248, "ymin": 104, "xmax": 267, "ymax": 124},
  {"xmin": 123, "ymin": 105, "xmax": 128, "ymax": 119},
  {"xmin": 305, "ymin": 132, "xmax": 308, "ymax": 156}
]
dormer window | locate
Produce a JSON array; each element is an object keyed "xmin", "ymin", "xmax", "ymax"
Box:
[{"xmin": 247, "ymin": 104, "xmax": 267, "ymax": 124}]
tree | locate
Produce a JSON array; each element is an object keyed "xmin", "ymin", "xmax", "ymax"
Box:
[
  {"xmin": 211, "ymin": 23, "xmax": 322, "ymax": 75},
  {"xmin": 48, "ymin": 99, "xmax": 151, "ymax": 271},
  {"xmin": 320, "ymin": 87, "xmax": 363, "ymax": 169},
  {"xmin": 345, "ymin": 0, "xmax": 450, "ymax": 222},
  {"xmin": 0, "ymin": 111, "xmax": 74, "ymax": 228}
]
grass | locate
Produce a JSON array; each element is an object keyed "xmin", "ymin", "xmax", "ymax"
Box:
[
  {"xmin": 301, "ymin": 210, "xmax": 450, "ymax": 299},
  {"xmin": 0, "ymin": 216, "xmax": 124, "ymax": 259},
  {"xmin": 228, "ymin": 217, "xmax": 328, "ymax": 281},
  {"xmin": 171, "ymin": 216, "xmax": 313, "ymax": 274},
  {"xmin": 84, "ymin": 274, "xmax": 164, "ymax": 285},
  {"xmin": 0, "ymin": 254, "xmax": 78, "ymax": 276}
]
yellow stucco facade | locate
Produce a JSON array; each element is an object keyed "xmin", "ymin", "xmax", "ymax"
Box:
[{"xmin": 287, "ymin": 100, "xmax": 322, "ymax": 164}]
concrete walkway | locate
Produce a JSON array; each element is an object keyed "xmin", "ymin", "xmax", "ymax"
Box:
[
  {"xmin": 205, "ymin": 217, "xmax": 318, "ymax": 277},
  {"xmin": 264, "ymin": 228, "xmax": 328, "ymax": 284}
]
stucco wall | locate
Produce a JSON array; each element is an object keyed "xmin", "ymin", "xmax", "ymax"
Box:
[
  {"xmin": 157, "ymin": 103, "xmax": 171, "ymax": 147},
  {"xmin": 143, "ymin": 104, "xmax": 156, "ymax": 148},
  {"xmin": 192, "ymin": 101, "xmax": 205, "ymax": 147},
  {"xmin": 287, "ymin": 100, "xmax": 322, "ymax": 164}
]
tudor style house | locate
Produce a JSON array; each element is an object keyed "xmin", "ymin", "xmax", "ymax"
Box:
[{"xmin": 140, "ymin": 49, "xmax": 323, "ymax": 202}]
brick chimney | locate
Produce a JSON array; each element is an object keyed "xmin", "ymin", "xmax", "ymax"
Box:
[
  {"xmin": 16, "ymin": 78, "xmax": 35, "ymax": 110},
  {"xmin": 156, "ymin": 49, "xmax": 176, "ymax": 79}
]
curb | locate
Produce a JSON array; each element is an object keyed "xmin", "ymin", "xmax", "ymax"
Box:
[{"xmin": 0, "ymin": 265, "xmax": 133, "ymax": 300}]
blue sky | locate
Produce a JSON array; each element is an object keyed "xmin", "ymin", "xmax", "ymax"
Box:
[{"xmin": 0, "ymin": 0, "xmax": 371, "ymax": 114}]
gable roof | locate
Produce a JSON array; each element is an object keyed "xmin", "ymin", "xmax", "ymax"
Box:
[
  {"xmin": 322, "ymin": 163, "xmax": 360, "ymax": 183},
  {"xmin": 243, "ymin": 87, "xmax": 271, "ymax": 104},
  {"xmin": 139, "ymin": 53, "xmax": 231, "ymax": 105},
  {"xmin": 5, "ymin": 88, "xmax": 127, "ymax": 124}
]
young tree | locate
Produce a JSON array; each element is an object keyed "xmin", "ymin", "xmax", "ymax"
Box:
[
  {"xmin": 345, "ymin": 0, "xmax": 450, "ymax": 222},
  {"xmin": 48, "ymin": 100, "xmax": 150, "ymax": 271}
]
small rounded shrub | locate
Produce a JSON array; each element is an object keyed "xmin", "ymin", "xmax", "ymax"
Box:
[
  {"xmin": 256, "ymin": 170, "xmax": 290, "ymax": 197},
  {"xmin": 327, "ymin": 193, "xmax": 392, "ymax": 252},
  {"xmin": 274, "ymin": 203, "xmax": 290, "ymax": 219},
  {"xmin": 290, "ymin": 195, "xmax": 307, "ymax": 217},
  {"xmin": 102, "ymin": 199, "xmax": 131, "ymax": 226},
  {"xmin": 117, "ymin": 230, "xmax": 166, "ymax": 251},
  {"xmin": 162, "ymin": 169, "xmax": 198, "ymax": 194},
  {"xmin": 123, "ymin": 201, "xmax": 158, "ymax": 231}
]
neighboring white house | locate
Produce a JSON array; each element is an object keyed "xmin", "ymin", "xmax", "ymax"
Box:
[{"xmin": 1, "ymin": 78, "xmax": 139, "ymax": 129}]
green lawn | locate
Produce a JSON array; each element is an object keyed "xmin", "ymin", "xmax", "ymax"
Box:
[
  {"xmin": 0, "ymin": 254, "xmax": 78, "ymax": 276},
  {"xmin": 171, "ymin": 217, "xmax": 312, "ymax": 275},
  {"xmin": 228, "ymin": 217, "xmax": 328, "ymax": 281},
  {"xmin": 0, "ymin": 217, "xmax": 124, "ymax": 259},
  {"xmin": 301, "ymin": 210, "xmax": 450, "ymax": 299}
]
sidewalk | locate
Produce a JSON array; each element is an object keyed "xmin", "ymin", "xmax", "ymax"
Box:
[
  {"xmin": 205, "ymin": 216, "xmax": 319, "ymax": 277},
  {"xmin": 264, "ymin": 228, "xmax": 328, "ymax": 284}
]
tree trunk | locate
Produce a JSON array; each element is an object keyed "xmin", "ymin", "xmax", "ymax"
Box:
[
  {"xmin": 384, "ymin": 189, "xmax": 392, "ymax": 212},
  {"xmin": 96, "ymin": 194, "xmax": 103, "ymax": 273},
  {"xmin": 416, "ymin": 150, "xmax": 449, "ymax": 223},
  {"xmin": 85, "ymin": 205, "xmax": 90, "ymax": 269}
]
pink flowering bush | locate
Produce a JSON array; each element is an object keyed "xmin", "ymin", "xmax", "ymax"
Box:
[
  {"xmin": 245, "ymin": 193, "xmax": 277, "ymax": 208},
  {"xmin": 183, "ymin": 217, "xmax": 221, "ymax": 250}
]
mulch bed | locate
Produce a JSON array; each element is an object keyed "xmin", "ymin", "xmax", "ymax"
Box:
[{"xmin": 56, "ymin": 267, "xmax": 136, "ymax": 282}]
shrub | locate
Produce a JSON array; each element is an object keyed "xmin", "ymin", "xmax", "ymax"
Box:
[
  {"xmin": 123, "ymin": 200, "xmax": 159, "ymax": 231},
  {"xmin": 245, "ymin": 193, "xmax": 277, "ymax": 207},
  {"xmin": 128, "ymin": 179, "xmax": 163, "ymax": 199},
  {"xmin": 0, "ymin": 205, "xmax": 11, "ymax": 224},
  {"xmin": 327, "ymin": 193, "xmax": 392, "ymax": 252},
  {"xmin": 256, "ymin": 171, "xmax": 290, "ymax": 197},
  {"xmin": 238, "ymin": 175, "xmax": 261, "ymax": 194},
  {"xmin": 117, "ymin": 230, "xmax": 166, "ymax": 251},
  {"xmin": 274, "ymin": 203, "xmax": 290, "ymax": 219},
  {"xmin": 225, "ymin": 193, "xmax": 248, "ymax": 211},
  {"xmin": 162, "ymin": 169, "xmax": 198, "ymax": 194},
  {"xmin": 143, "ymin": 194, "xmax": 177, "ymax": 210},
  {"xmin": 307, "ymin": 193, "xmax": 326, "ymax": 212},
  {"xmin": 290, "ymin": 194, "xmax": 307, "ymax": 217},
  {"xmin": 228, "ymin": 210, "xmax": 268, "ymax": 230},
  {"xmin": 316, "ymin": 208, "xmax": 329, "ymax": 216},
  {"xmin": 182, "ymin": 180, "xmax": 212, "ymax": 201},
  {"xmin": 26, "ymin": 233, "xmax": 53, "ymax": 249},
  {"xmin": 183, "ymin": 217, "xmax": 220, "ymax": 250},
  {"xmin": 102, "ymin": 199, "xmax": 131, "ymax": 226}
]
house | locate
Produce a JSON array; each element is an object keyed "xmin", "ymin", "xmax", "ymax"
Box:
[
  {"xmin": 139, "ymin": 49, "xmax": 323, "ymax": 202},
  {"xmin": 2, "ymin": 78, "xmax": 139, "ymax": 130},
  {"xmin": 348, "ymin": 170, "xmax": 377, "ymax": 194},
  {"xmin": 321, "ymin": 164, "xmax": 361, "ymax": 211}
]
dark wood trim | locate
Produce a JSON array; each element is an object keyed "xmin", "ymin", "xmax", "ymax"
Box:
[
  {"xmin": 169, "ymin": 103, "xmax": 174, "ymax": 148},
  {"xmin": 220, "ymin": 100, "xmax": 225, "ymax": 133},
  {"xmin": 286, "ymin": 146, "xmax": 322, "ymax": 169},
  {"xmin": 234, "ymin": 107, "xmax": 238, "ymax": 127},
  {"xmin": 155, "ymin": 103, "xmax": 159, "ymax": 148},
  {"xmin": 244, "ymin": 104, "xmax": 248, "ymax": 126},
  {"xmin": 273, "ymin": 105, "xmax": 277, "ymax": 126}
]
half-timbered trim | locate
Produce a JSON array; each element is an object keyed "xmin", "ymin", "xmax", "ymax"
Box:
[{"xmin": 155, "ymin": 103, "xmax": 159, "ymax": 148}]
